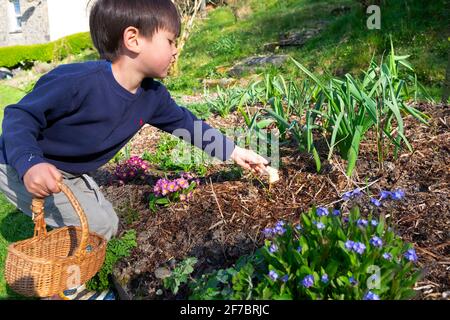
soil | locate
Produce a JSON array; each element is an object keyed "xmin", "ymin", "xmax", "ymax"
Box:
[{"xmin": 92, "ymin": 102, "xmax": 449, "ymax": 300}]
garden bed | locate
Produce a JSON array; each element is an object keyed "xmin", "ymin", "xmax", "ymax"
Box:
[{"xmin": 92, "ymin": 103, "xmax": 449, "ymax": 300}]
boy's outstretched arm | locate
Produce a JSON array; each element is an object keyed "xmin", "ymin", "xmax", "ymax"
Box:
[{"xmin": 229, "ymin": 145, "xmax": 268, "ymax": 174}]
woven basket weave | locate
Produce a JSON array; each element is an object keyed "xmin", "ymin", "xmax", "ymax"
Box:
[{"xmin": 5, "ymin": 182, "xmax": 107, "ymax": 297}]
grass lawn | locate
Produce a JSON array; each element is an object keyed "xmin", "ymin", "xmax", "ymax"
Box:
[{"xmin": 0, "ymin": 195, "xmax": 35, "ymax": 299}]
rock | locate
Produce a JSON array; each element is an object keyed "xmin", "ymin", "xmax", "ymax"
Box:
[
  {"xmin": 154, "ymin": 267, "xmax": 172, "ymax": 279},
  {"xmin": 228, "ymin": 55, "xmax": 289, "ymax": 77}
]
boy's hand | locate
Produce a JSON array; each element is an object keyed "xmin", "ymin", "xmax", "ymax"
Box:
[
  {"xmin": 23, "ymin": 163, "xmax": 63, "ymax": 198},
  {"xmin": 230, "ymin": 146, "xmax": 269, "ymax": 174}
]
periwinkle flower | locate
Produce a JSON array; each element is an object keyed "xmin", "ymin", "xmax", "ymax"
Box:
[
  {"xmin": 332, "ymin": 209, "xmax": 341, "ymax": 216},
  {"xmin": 370, "ymin": 198, "xmax": 381, "ymax": 207},
  {"xmin": 274, "ymin": 225, "xmax": 287, "ymax": 235},
  {"xmin": 301, "ymin": 275, "xmax": 314, "ymax": 288},
  {"xmin": 357, "ymin": 219, "xmax": 368, "ymax": 228},
  {"xmin": 281, "ymin": 275, "xmax": 289, "ymax": 283},
  {"xmin": 380, "ymin": 190, "xmax": 391, "ymax": 200},
  {"xmin": 296, "ymin": 246, "xmax": 302, "ymax": 253},
  {"xmin": 351, "ymin": 188, "xmax": 362, "ymax": 197},
  {"xmin": 345, "ymin": 240, "xmax": 355, "ymax": 251},
  {"xmin": 391, "ymin": 189, "xmax": 405, "ymax": 200},
  {"xmin": 315, "ymin": 221, "xmax": 325, "ymax": 230},
  {"xmin": 321, "ymin": 274, "xmax": 329, "ymax": 284},
  {"xmin": 369, "ymin": 236, "xmax": 383, "ymax": 248},
  {"xmin": 342, "ymin": 191, "xmax": 353, "ymax": 200},
  {"xmin": 371, "ymin": 219, "xmax": 378, "ymax": 227},
  {"xmin": 343, "ymin": 217, "xmax": 349, "ymax": 223},
  {"xmin": 262, "ymin": 228, "xmax": 273, "ymax": 238},
  {"xmin": 349, "ymin": 277, "xmax": 358, "ymax": 286},
  {"xmin": 353, "ymin": 242, "xmax": 366, "ymax": 255},
  {"xmin": 268, "ymin": 270, "xmax": 279, "ymax": 281},
  {"xmin": 363, "ymin": 291, "xmax": 380, "ymax": 300},
  {"xmin": 382, "ymin": 252, "xmax": 392, "ymax": 261},
  {"xmin": 404, "ymin": 249, "xmax": 418, "ymax": 262},
  {"xmin": 269, "ymin": 243, "xmax": 278, "ymax": 253},
  {"xmin": 316, "ymin": 207, "xmax": 329, "ymax": 217},
  {"xmin": 295, "ymin": 224, "xmax": 302, "ymax": 231}
]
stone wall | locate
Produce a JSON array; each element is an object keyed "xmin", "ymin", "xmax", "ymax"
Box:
[{"xmin": 0, "ymin": 0, "xmax": 50, "ymax": 47}]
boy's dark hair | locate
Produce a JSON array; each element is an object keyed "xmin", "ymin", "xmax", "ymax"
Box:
[{"xmin": 89, "ymin": 0, "xmax": 181, "ymax": 61}]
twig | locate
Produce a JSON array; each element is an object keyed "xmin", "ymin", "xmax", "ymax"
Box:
[{"xmin": 209, "ymin": 177, "xmax": 226, "ymax": 223}]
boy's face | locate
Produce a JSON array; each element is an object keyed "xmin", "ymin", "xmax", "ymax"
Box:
[{"xmin": 137, "ymin": 29, "xmax": 178, "ymax": 79}]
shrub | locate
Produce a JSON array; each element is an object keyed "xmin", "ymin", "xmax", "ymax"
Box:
[
  {"xmin": 0, "ymin": 32, "xmax": 94, "ymax": 68},
  {"xmin": 188, "ymin": 205, "xmax": 422, "ymax": 300}
]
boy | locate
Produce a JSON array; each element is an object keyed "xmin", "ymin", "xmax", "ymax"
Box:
[{"xmin": 0, "ymin": 0, "xmax": 268, "ymax": 299}]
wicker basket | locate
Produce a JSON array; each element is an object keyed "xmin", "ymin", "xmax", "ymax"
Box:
[{"xmin": 5, "ymin": 182, "xmax": 107, "ymax": 297}]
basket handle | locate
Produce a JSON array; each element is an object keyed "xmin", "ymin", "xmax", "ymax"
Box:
[{"xmin": 31, "ymin": 182, "xmax": 89, "ymax": 259}]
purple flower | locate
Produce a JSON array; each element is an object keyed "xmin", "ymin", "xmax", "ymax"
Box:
[
  {"xmin": 363, "ymin": 291, "xmax": 380, "ymax": 300},
  {"xmin": 295, "ymin": 224, "xmax": 302, "ymax": 231},
  {"xmin": 349, "ymin": 277, "xmax": 358, "ymax": 286},
  {"xmin": 315, "ymin": 221, "xmax": 325, "ymax": 230},
  {"xmin": 296, "ymin": 246, "xmax": 302, "ymax": 253},
  {"xmin": 176, "ymin": 178, "xmax": 190, "ymax": 189},
  {"xmin": 269, "ymin": 243, "xmax": 278, "ymax": 253},
  {"xmin": 301, "ymin": 275, "xmax": 314, "ymax": 288},
  {"xmin": 380, "ymin": 190, "xmax": 391, "ymax": 200},
  {"xmin": 343, "ymin": 217, "xmax": 349, "ymax": 223},
  {"xmin": 357, "ymin": 219, "xmax": 368, "ymax": 228},
  {"xmin": 342, "ymin": 191, "xmax": 353, "ymax": 200},
  {"xmin": 332, "ymin": 209, "xmax": 341, "ymax": 216},
  {"xmin": 268, "ymin": 270, "xmax": 279, "ymax": 281},
  {"xmin": 371, "ymin": 219, "xmax": 378, "ymax": 227},
  {"xmin": 321, "ymin": 274, "xmax": 329, "ymax": 284},
  {"xmin": 276, "ymin": 220, "xmax": 285, "ymax": 228},
  {"xmin": 262, "ymin": 228, "xmax": 273, "ymax": 238},
  {"xmin": 353, "ymin": 242, "xmax": 366, "ymax": 255},
  {"xmin": 382, "ymin": 252, "xmax": 392, "ymax": 261},
  {"xmin": 391, "ymin": 189, "xmax": 405, "ymax": 200},
  {"xmin": 316, "ymin": 207, "xmax": 329, "ymax": 217},
  {"xmin": 281, "ymin": 275, "xmax": 289, "ymax": 283},
  {"xmin": 369, "ymin": 236, "xmax": 383, "ymax": 248},
  {"xmin": 404, "ymin": 249, "xmax": 418, "ymax": 262},
  {"xmin": 345, "ymin": 240, "xmax": 355, "ymax": 251},
  {"xmin": 274, "ymin": 225, "xmax": 287, "ymax": 235},
  {"xmin": 370, "ymin": 198, "xmax": 381, "ymax": 207},
  {"xmin": 351, "ymin": 188, "xmax": 362, "ymax": 197}
]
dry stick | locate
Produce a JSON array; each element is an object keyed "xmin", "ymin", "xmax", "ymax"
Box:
[{"xmin": 209, "ymin": 177, "xmax": 226, "ymax": 224}]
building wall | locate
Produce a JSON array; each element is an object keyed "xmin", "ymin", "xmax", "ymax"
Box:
[
  {"xmin": 0, "ymin": 0, "xmax": 50, "ymax": 47},
  {"xmin": 47, "ymin": 0, "xmax": 92, "ymax": 41}
]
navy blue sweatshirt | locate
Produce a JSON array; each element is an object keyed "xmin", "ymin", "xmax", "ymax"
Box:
[{"xmin": 0, "ymin": 60, "xmax": 236, "ymax": 180}]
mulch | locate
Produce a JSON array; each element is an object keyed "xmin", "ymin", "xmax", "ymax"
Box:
[{"xmin": 92, "ymin": 102, "xmax": 449, "ymax": 300}]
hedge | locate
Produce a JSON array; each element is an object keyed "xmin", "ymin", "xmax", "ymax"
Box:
[{"xmin": 0, "ymin": 32, "xmax": 94, "ymax": 68}]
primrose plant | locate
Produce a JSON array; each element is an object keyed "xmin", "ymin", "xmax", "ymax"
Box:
[
  {"xmin": 114, "ymin": 156, "xmax": 150, "ymax": 184},
  {"xmin": 149, "ymin": 172, "xmax": 200, "ymax": 212}
]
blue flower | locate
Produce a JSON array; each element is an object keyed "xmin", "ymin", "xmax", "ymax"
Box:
[
  {"xmin": 315, "ymin": 221, "xmax": 325, "ymax": 230},
  {"xmin": 274, "ymin": 225, "xmax": 287, "ymax": 235},
  {"xmin": 301, "ymin": 275, "xmax": 314, "ymax": 288},
  {"xmin": 269, "ymin": 270, "xmax": 279, "ymax": 281},
  {"xmin": 345, "ymin": 240, "xmax": 355, "ymax": 251},
  {"xmin": 351, "ymin": 188, "xmax": 362, "ymax": 197},
  {"xmin": 276, "ymin": 220, "xmax": 285, "ymax": 228},
  {"xmin": 382, "ymin": 252, "xmax": 392, "ymax": 261},
  {"xmin": 321, "ymin": 274, "xmax": 329, "ymax": 284},
  {"xmin": 391, "ymin": 189, "xmax": 405, "ymax": 200},
  {"xmin": 371, "ymin": 219, "xmax": 378, "ymax": 227},
  {"xmin": 295, "ymin": 224, "xmax": 302, "ymax": 231},
  {"xmin": 343, "ymin": 217, "xmax": 349, "ymax": 223},
  {"xmin": 349, "ymin": 277, "xmax": 358, "ymax": 286},
  {"xmin": 316, "ymin": 207, "xmax": 329, "ymax": 217},
  {"xmin": 342, "ymin": 191, "xmax": 353, "ymax": 200},
  {"xmin": 297, "ymin": 246, "xmax": 303, "ymax": 253},
  {"xmin": 404, "ymin": 248, "xmax": 418, "ymax": 262},
  {"xmin": 353, "ymin": 242, "xmax": 366, "ymax": 255},
  {"xmin": 357, "ymin": 219, "xmax": 368, "ymax": 227},
  {"xmin": 363, "ymin": 291, "xmax": 380, "ymax": 300},
  {"xmin": 281, "ymin": 275, "xmax": 289, "ymax": 283},
  {"xmin": 370, "ymin": 198, "xmax": 381, "ymax": 207},
  {"xmin": 332, "ymin": 209, "xmax": 341, "ymax": 216},
  {"xmin": 269, "ymin": 243, "xmax": 278, "ymax": 253},
  {"xmin": 380, "ymin": 190, "xmax": 391, "ymax": 200},
  {"xmin": 369, "ymin": 236, "xmax": 383, "ymax": 248},
  {"xmin": 262, "ymin": 228, "xmax": 273, "ymax": 238}
]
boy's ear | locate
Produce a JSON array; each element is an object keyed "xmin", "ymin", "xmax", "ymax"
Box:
[{"xmin": 122, "ymin": 26, "xmax": 142, "ymax": 54}]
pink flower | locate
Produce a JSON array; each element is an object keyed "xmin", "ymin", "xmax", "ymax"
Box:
[{"xmin": 180, "ymin": 194, "xmax": 187, "ymax": 201}]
